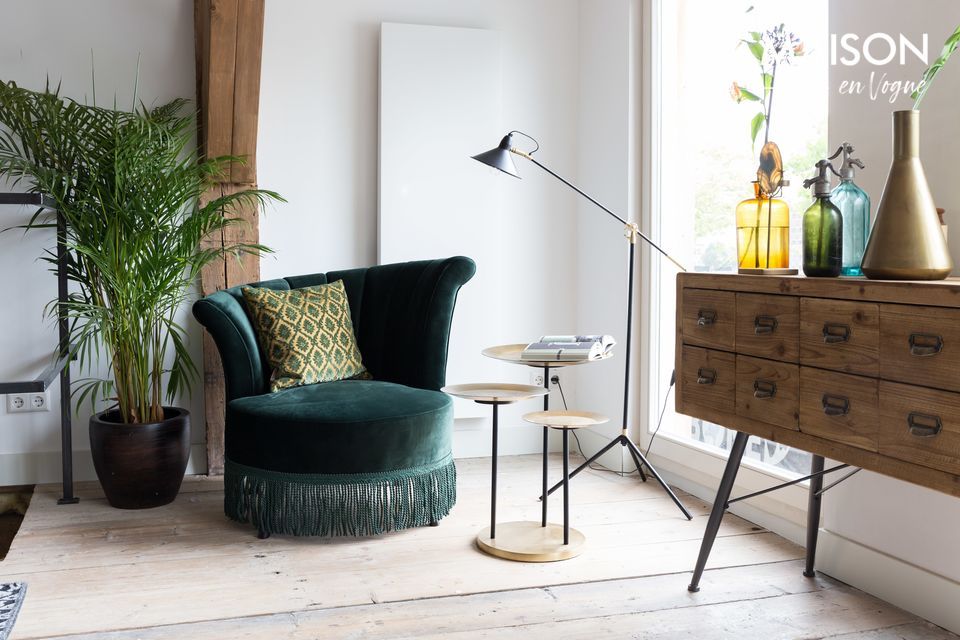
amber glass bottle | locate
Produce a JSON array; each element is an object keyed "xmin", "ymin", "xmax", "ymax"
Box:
[{"xmin": 736, "ymin": 182, "xmax": 790, "ymax": 271}]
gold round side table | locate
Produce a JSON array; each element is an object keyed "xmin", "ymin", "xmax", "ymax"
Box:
[
  {"xmin": 520, "ymin": 410, "xmax": 608, "ymax": 560},
  {"xmin": 481, "ymin": 344, "xmax": 620, "ymax": 528},
  {"xmin": 441, "ymin": 383, "xmax": 548, "ymax": 560}
]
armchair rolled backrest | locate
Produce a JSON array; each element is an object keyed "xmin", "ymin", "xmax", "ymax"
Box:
[{"xmin": 193, "ymin": 256, "xmax": 476, "ymax": 402}]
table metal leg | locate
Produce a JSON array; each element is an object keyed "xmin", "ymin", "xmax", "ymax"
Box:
[
  {"xmin": 688, "ymin": 431, "xmax": 749, "ymax": 592},
  {"xmin": 804, "ymin": 454, "xmax": 825, "ymax": 577},
  {"xmin": 491, "ymin": 403, "xmax": 499, "ymax": 540},
  {"xmin": 542, "ymin": 427, "xmax": 549, "ymax": 527},
  {"xmin": 562, "ymin": 428, "xmax": 570, "ymax": 545},
  {"xmin": 542, "ymin": 365, "xmax": 550, "ymax": 527}
]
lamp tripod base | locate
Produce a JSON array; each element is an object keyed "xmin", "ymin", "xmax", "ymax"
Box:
[{"xmin": 540, "ymin": 433, "xmax": 693, "ymax": 521}]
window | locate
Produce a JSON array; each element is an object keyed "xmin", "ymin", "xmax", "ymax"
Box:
[{"xmin": 648, "ymin": 0, "xmax": 829, "ymax": 477}]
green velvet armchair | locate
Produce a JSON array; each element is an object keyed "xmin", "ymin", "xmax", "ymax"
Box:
[{"xmin": 193, "ymin": 256, "xmax": 476, "ymax": 538}]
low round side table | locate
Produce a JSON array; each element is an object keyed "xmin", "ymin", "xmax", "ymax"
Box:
[
  {"xmin": 441, "ymin": 383, "xmax": 548, "ymax": 560},
  {"xmin": 481, "ymin": 344, "xmax": 625, "ymax": 527},
  {"xmin": 523, "ymin": 410, "xmax": 608, "ymax": 555}
]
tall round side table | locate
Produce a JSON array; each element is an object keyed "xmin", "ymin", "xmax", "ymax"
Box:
[
  {"xmin": 441, "ymin": 383, "xmax": 547, "ymax": 560},
  {"xmin": 481, "ymin": 344, "xmax": 627, "ymax": 527}
]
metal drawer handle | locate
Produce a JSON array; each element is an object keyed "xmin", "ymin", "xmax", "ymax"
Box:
[
  {"xmin": 909, "ymin": 332, "xmax": 943, "ymax": 357},
  {"xmin": 697, "ymin": 309, "xmax": 717, "ymax": 327},
  {"xmin": 907, "ymin": 412, "xmax": 942, "ymax": 438},
  {"xmin": 696, "ymin": 368, "xmax": 717, "ymax": 385},
  {"xmin": 822, "ymin": 323, "xmax": 851, "ymax": 344},
  {"xmin": 753, "ymin": 379, "xmax": 777, "ymax": 399},
  {"xmin": 821, "ymin": 394, "xmax": 850, "ymax": 417},
  {"xmin": 754, "ymin": 315, "xmax": 779, "ymax": 335}
]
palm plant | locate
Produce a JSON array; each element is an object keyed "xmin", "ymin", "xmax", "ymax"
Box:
[{"xmin": 0, "ymin": 81, "xmax": 281, "ymax": 424}]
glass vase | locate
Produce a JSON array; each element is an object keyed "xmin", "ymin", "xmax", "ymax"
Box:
[{"xmin": 736, "ymin": 182, "xmax": 790, "ymax": 272}]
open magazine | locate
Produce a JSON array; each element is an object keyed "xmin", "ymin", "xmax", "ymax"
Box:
[{"xmin": 521, "ymin": 335, "xmax": 616, "ymax": 362}]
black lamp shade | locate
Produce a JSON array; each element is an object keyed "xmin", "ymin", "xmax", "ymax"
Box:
[{"xmin": 471, "ymin": 133, "xmax": 520, "ymax": 178}]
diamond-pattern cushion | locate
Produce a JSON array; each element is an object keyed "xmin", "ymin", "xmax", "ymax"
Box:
[{"xmin": 242, "ymin": 281, "xmax": 368, "ymax": 391}]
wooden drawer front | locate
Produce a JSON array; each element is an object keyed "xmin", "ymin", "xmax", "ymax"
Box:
[
  {"xmin": 682, "ymin": 289, "xmax": 735, "ymax": 351},
  {"xmin": 799, "ymin": 367, "xmax": 879, "ymax": 452},
  {"xmin": 735, "ymin": 293, "xmax": 799, "ymax": 362},
  {"xmin": 800, "ymin": 298, "xmax": 879, "ymax": 376},
  {"xmin": 879, "ymin": 381, "xmax": 960, "ymax": 475},
  {"xmin": 881, "ymin": 304, "xmax": 960, "ymax": 393},
  {"xmin": 736, "ymin": 355, "xmax": 799, "ymax": 430},
  {"xmin": 680, "ymin": 346, "xmax": 735, "ymax": 415}
]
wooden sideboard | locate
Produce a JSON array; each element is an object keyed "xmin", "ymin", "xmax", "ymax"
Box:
[{"xmin": 676, "ymin": 273, "xmax": 960, "ymax": 591}]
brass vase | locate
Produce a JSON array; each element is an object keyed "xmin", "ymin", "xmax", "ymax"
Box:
[{"xmin": 860, "ymin": 110, "xmax": 952, "ymax": 280}]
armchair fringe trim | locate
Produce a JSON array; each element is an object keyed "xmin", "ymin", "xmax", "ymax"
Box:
[{"xmin": 224, "ymin": 456, "xmax": 457, "ymax": 537}]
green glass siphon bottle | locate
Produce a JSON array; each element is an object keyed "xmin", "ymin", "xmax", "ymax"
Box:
[
  {"xmin": 802, "ymin": 160, "xmax": 843, "ymax": 278},
  {"xmin": 830, "ymin": 144, "xmax": 870, "ymax": 276}
]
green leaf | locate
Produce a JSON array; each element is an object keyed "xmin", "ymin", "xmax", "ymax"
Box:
[
  {"xmin": 913, "ymin": 23, "xmax": 960, "ymax": 108},
  {"xmin": 763, "ymin": 73, "xmax": 773, "ymax": 99},
  {"xmin": 749, "ymin": 31, "xmax": 762, "ymax": 42},
  {"xmin": 750, "ymin": 112, "xmax": 766, "ymax": 149},
  {"xmin": 747, "ymin": 41, "xmax": 765, "ymax": 62},
  {"xmin": 739, "ymin": 87, "xmax": 761, "ymax": 102}
]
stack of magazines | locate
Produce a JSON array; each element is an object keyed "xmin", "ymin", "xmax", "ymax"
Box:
[{"xmin": 521, "ymin": 335, "xmax": 616, "ymax": 362}]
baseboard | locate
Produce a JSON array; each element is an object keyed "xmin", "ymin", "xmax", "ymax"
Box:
[
  {"xmin": 453, "ymin": 420, "xmax": 544, "ymax": 459},
  {"xmin": 817, "ymin": 529, "xmax": 960, "ymax": 635},
  {"xmin": 0, "ymin": 445, "xmax": 209, "ymax": 487}
]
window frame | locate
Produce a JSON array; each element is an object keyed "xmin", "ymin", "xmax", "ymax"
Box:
[{"xmin": 636, "ymin": 0, "xmax": 812, "ymax": 517}]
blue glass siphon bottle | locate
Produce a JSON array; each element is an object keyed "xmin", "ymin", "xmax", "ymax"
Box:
[{"xmin": 830, "ymin": 143, "xmax": 870, "ymax": 276}]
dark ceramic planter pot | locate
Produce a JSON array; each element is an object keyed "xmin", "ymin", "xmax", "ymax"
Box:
[{"xmin": 89, "ymin": 407, "xmax": 190, "ymax": 509}]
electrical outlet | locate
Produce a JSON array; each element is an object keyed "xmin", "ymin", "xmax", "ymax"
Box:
[
  {"xmin": 529, "ymin": 372, "xmax": 563, "ymax": 388},
  {"xmin": 6, "ymin": 392, "xmax": 50, "ymax": 413},
  {"xmin": 30, "ymin": 393, "xmax": 48, "ymax": 411}
]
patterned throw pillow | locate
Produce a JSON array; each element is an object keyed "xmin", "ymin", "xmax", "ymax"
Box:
[{"xmin": 242, "ymin": 281, "xmax": 368, "ymax": 391}]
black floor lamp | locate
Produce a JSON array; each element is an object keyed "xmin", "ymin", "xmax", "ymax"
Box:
[{"xmin": 472, "ymin": 131, "xmax": 692, "ymax": 520}]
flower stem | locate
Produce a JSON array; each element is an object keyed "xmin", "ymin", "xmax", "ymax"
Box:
[{"xmin": 765, "ymin": 61, "xmax": 777, "ymax": 144}]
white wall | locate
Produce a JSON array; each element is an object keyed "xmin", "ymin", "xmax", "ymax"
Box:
[
  {"xmin": 257, "ymin": 0, "xmax": 583, "ymax": 456},
  {"xmin": 823, "ymin": 1, "xmax": 960, "ymax": 631},
  {"xmin": 0, "ymin": 0, "xmax": 584, "ymax": 482},
  {"xmin": 0, "ymin": 0, "xmax": 204, "ymax": 484},
  {"xmin": 573, "ymin": 0, "xmax": 638, "ymax": 468}
]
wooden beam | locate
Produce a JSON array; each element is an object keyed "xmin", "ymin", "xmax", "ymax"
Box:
[
  {"xmin": 201, "ymin": 0, "xmax": 239, "ymax": 164},
  {"xmin": 194, "ymin": 0, "xmax": 266, "ymax": 475},
  {"xmin": 231, "ymin": 0, "xmax": 265, "ymax": 184}
]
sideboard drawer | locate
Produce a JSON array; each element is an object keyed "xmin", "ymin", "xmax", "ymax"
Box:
[
  {"xmin": 800, "ymin": 298, "xmax": 879, "ymax": 376},
  {"xmin": 881, "ymin": 304, "xmax": 960, "ymax": 393},
  {"xmin": 680, "ymin": 346, "xmax": 735, "ymax": 415},
  {"xmin": 879, "ymin": 381, "xmax": 960, "ymax": 476},
  {"xmin": 735, "ymin": 355, "xmax": 799, "ymax": 430},
  {"xmin": 682, "ymin": 289, "xmax": 736, "ymax": 351},
  {"xmin": 799, "ymin": 367, "xmax": 879, "ymax": 452},
  {"xmin": 735, "ymin": 293, "xmax": 799, "ymax": 362}
]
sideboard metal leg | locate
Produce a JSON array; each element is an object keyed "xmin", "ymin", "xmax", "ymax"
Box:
[
  {"xmin": 688, "ymin": 431, "xmax": 749, "ymax": 592},
  {"xmin": 804, "ymin": 455, "xmax": 826, "ymax": 577}
]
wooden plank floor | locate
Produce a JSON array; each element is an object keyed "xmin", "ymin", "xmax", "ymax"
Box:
[{"xmin": 1, "ymin": 454, "xmax": 956, "ymax": 639}]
